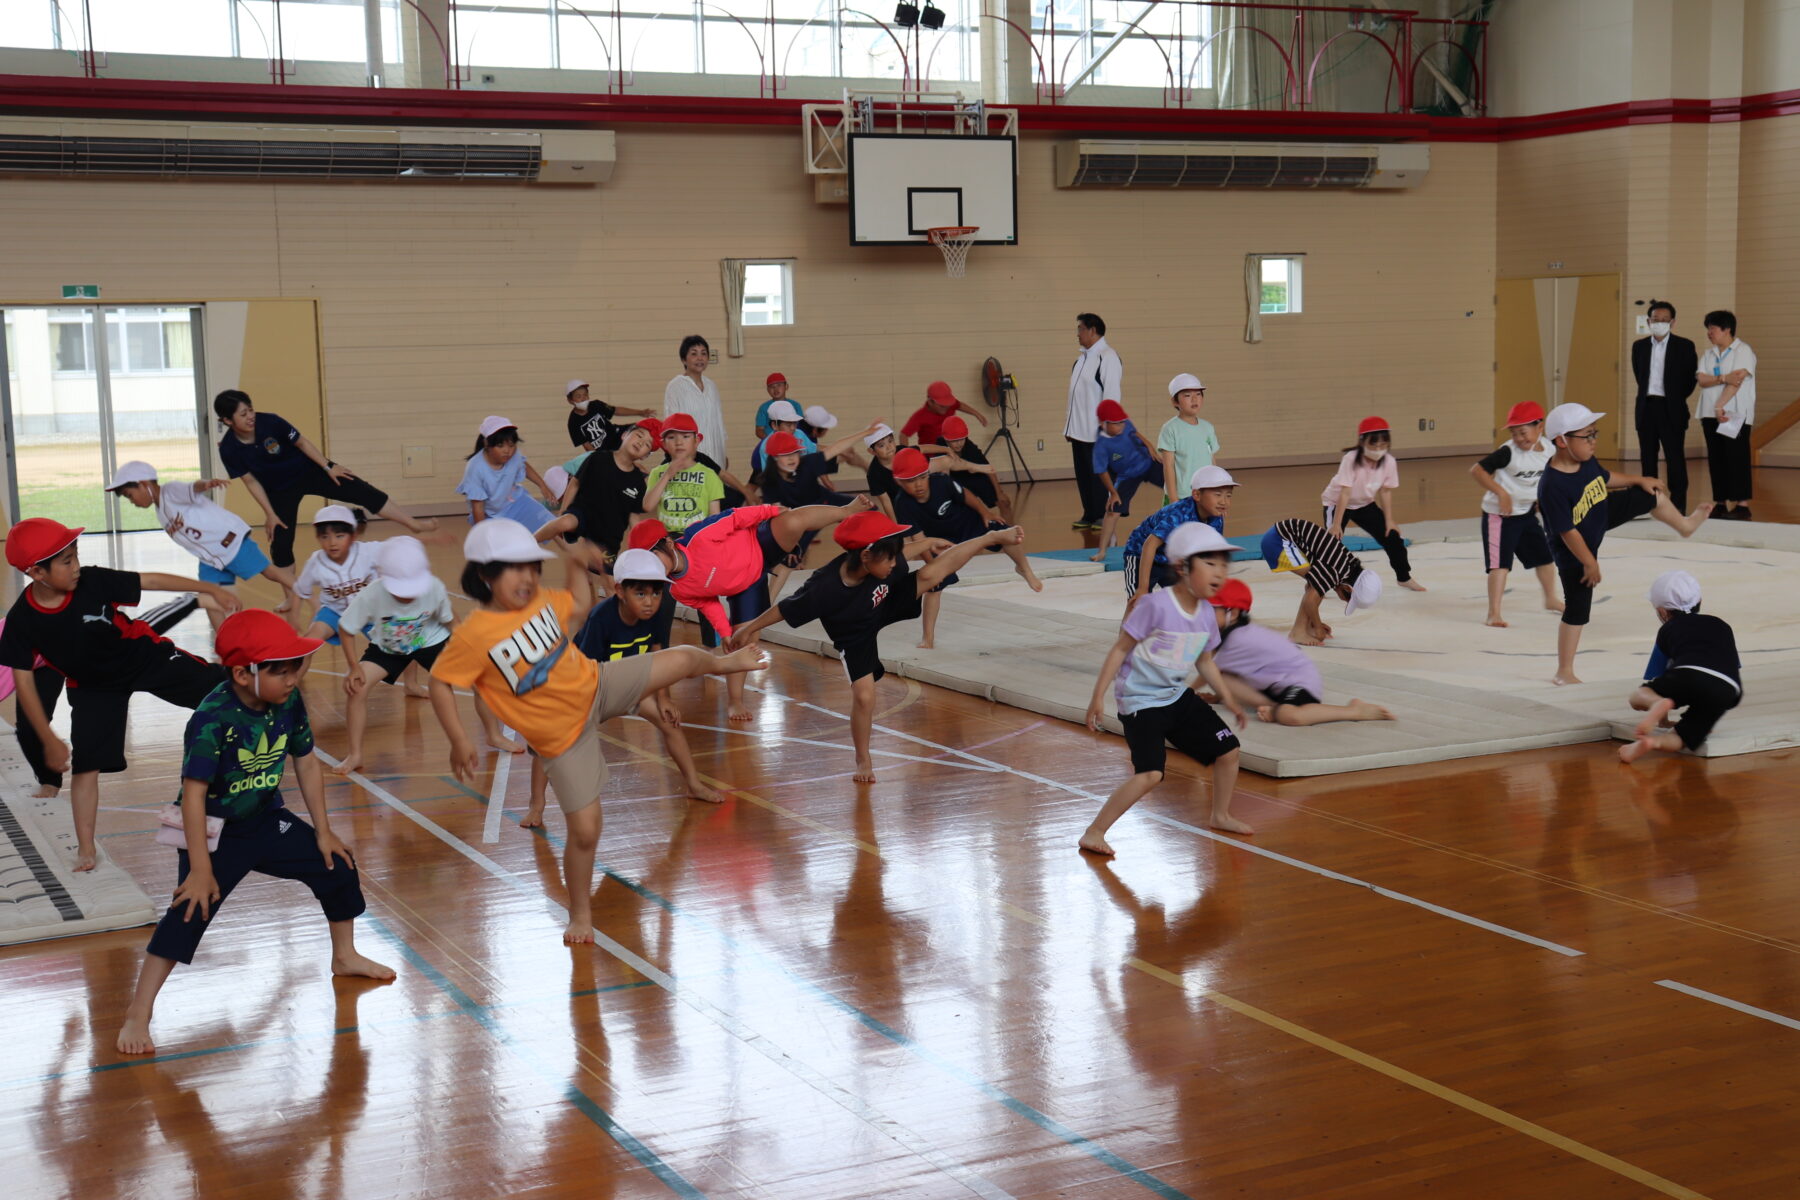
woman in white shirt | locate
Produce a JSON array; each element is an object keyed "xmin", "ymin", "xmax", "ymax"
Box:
[
  {"xmin": 1697, "ymin": 309, "xmax": 1756, "ymax": 520},
  {"xmin": 663, "ymin": 335, "xmax": 729, "ymax": 472}
]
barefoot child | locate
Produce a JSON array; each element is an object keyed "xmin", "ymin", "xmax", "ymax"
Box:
[
  {"xmin": 1155, "ymin": 374, "xmax": 1220, "ymax": 506},
  {"xmin": 107, "ymin": 461, "xmax": 300, "ymax": 625},
  {"xmin": 1, "ymin": 518, "xmax": 240, "ymax": 872},
  {"xmin": 889, "ymin": 447, "xmax": 1043, "ymax": 648},
  {"xmin": 115, "ymin": 609, "xmax": 393, "ymax": 1054},
  {"xmin": 1206, "ymin": 579, "xmax": 1394, "ymax": 726},
  {"xmin": 726, "ymin": 512, "xmax": 1026, "ymax": 782},
  {"xmin": 459, "ymin": 416, "xmax": 558, "ymax": 531},
  {"xmin": 1322, "ymin": 417, "xmax": 1423, "ymax": 592},
  {"xmin": 1260, "ymin": 518, "xmax": 1383, "ymax": 645},
  {"xmin": 1122, "ymin": 466, "xmax": 1237, "ymax": 603},
  {"xmin": 1090, "ymin": 399, "xmax": 1165, "ymax": 561},
  {"xmin": 429, "ymin": 519, "xmax": 769, "ymax": 944},
  {"xmin": 1619, "ymin": 570, "xmax": 1741, "ymax": 762},
  {"xmin": 1538, "ymin": 403, "xmax": 1712, "ymax": 686},
  {"xmin": 1080, "ymin": 522, "xmax": 1249, "ymax": 855},
  {"xmin": 1470, "ymin": 402, "xmax": 1561, "ymax": 626},
  {"xmin": 294, "ymin": 505, "xmax": 379, "ymax": 677}
]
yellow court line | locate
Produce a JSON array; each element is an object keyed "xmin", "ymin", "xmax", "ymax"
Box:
[
  {"xmin": 875, "ymin": 676, "xmax": 922, "ymax": 721},
  {"xmin": 594, "ymin": 731, "xmax": 1713, "ymax": 1200}
]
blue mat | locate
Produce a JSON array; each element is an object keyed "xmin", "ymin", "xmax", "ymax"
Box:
[{"xmin": 1031, "ymin": 534, "xmax": 1401, "ymax": 572}]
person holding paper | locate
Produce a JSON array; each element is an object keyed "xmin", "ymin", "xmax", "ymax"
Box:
[{"xmin": 1696, "ymin": 310, "xmax": 1756, "ymax": 521}]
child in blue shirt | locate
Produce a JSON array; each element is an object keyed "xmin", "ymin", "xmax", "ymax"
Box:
[
  {"xmin": 1090, "ymin": 399, "xmax": 1165, "ymax": 562},
  {"xmin": 459, "ymin": 415, "xmax": 558, "ymax": 530},
  {"xmin": 1082, "ymin": 521, "xmax": 1248, "ymax": 856},
  {"xmin": 1121, "ymin": 465, "xmax": 1237, "ymax": 603}
]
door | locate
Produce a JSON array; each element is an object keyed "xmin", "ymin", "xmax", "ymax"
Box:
[
  {"xmin": 1, "ymin": 305, "xmax": 209, "ymax": 533},
  {"xmin": 1494, "ymin": 275, "xmax": 1621, "ymax": 458}
]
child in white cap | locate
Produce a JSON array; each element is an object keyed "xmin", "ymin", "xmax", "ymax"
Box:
[
  {"xmin": 1121, "ymin": 465, "xmax": 1238, "ymax": 604},
  {"xmin": 1620, "ymin": 570, "xmax": 1742, "ymax": 762},
  {"xmin": 1081, "ymin": 521, "xmax": 1249, "ymax": 854},
  {"xmin": 1259, "ymin": 518, "xmax": 1382, "ymax": 645},
  {"xmin": 294, "ymin": 505, "xmax": 378, "ymax": 675},
  {"xmin": 1156, "ymin": 374, "xmax": 1220, "ymax": 506},
  {"xmin": 1537, "ymin": 402, "xmax": 1712, "ymax": 685},
  {"xmin": 459, "ymin": 416, "xmax": 559, "ymax": 531}
]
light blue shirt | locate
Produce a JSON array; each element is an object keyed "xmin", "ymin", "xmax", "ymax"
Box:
[{"xmin": 458, "ymin": 451, "xmax": 529, "ymax": 510}]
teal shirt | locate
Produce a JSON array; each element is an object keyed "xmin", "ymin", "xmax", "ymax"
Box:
[
  {"xmin": 1156, "ymin": 415, "xmax": 1220, "ymax": 491},
  {"xmin": 181, "ymin": 684, "xmax": 315, "ymax": 823}
]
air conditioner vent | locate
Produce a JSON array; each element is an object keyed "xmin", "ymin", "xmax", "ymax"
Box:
[{"xmin": 1054, "ymin": 141, "xmax": 1427, "ymax": 189}]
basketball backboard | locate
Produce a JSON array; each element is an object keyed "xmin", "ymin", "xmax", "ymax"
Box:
[{"xmin": 847, "ymin": 133, "xmax": 1017, "ymax": 246}]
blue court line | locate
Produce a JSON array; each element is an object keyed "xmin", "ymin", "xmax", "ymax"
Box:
[
  {"xmin": 365, "ymin": 916, "xmax": 706, "ymax": 1199},
  {"xmin": 518, "ymin": 821, "xmax": 1194, "ymax": 1200}
]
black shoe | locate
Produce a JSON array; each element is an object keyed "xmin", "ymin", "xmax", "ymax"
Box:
[{"xmin": 1731, "ymin": 506, "xmax": 1753, "ymax": 521}]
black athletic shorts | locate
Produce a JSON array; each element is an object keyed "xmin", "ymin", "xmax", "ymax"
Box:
[
  {"xmin": 1645, "ymin": 667, "xmax": 1741, "ymax": 750},
  {"xmin": 1121, "ymin": 552, "xmax": 1177, "ymax": 600},
  {"xmin": 1263, "ymin": 684, "xmax": 1321, "ymax": 709},
  {"xmin": 69, "ymin": 648, "xmax": 226, "ymax": 774},
  {"xmin": 1119, "ymin": 690, "xmax": 1241, "ymax": 775},
  {"xmin": 360, "ymin": 637, "xmax": 446, "ymax": 684},
  {"xmin": 1480, "ymin": 511, "xmax": 1552, "ymax": 572},
  {"xmin": 1557, "ymin": 486, "xmax": 1659, "ymax": 626}
]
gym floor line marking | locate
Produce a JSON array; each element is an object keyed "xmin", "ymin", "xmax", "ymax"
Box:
[
  {"xmin": 324, "ymin": 750, "xmax": 1027, "ymax": 1200},
  {"xmin": 667, "ymin": 716, "xmax": 1003, "ymax": 773},
  {"xmin": 1656, "ymin": 979, "xmax": 1800, "ymax": 1033},
  {"xmin": 482, "ymin": 725, "xmax": 516, "ymax": 843},
  {"xmin": 740, "ymin": 685, "xmax": 1716, "ymax": 1199}
]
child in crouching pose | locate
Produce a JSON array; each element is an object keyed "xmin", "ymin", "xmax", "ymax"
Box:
[{"xmin": 1620, "ymin": 570, "xmax": 1742, "ymax": 762}]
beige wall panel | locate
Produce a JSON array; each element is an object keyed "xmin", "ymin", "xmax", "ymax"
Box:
[
  {"xmin": 1734, "ymin": 117, "xmax": 1799, "ymax": 436},
  {"xmin": 1496, "ymin": 129, "xmax": 1629, "ymax": 279}
]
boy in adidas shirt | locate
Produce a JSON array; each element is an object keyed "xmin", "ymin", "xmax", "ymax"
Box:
[{"xmin": 116, "ymin": 609, "xmax": 393, "ymax": 1055}]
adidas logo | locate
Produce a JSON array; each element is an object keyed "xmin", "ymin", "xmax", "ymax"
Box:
[{"xmin": 230, "ymin": 731, "xmax": 288, "ymax": 794}]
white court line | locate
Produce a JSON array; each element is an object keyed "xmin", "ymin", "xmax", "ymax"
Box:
[
  {"xmin": 482, "ymin": 728, "xmax": 515, "ymax": 844},
  {"xmin": 1657, "ymin": 980, "xmax": 1800, "ymax": 1032},
  {"xmin": 745, "ymin": 684, "xmax": 1585, "ymax": 959},
  {"xmin": 656, "ymin": 716, "xmax": 1004, "ymax": 774},
  {"xmin": 315, "ymin": 747, "xmax": 1016, "ymax": 1200}
]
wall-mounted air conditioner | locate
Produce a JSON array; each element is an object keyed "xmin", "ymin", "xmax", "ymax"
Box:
[{"xmin": 1055, "ymin": 141, "xmax": 1428, "ymax": 189}]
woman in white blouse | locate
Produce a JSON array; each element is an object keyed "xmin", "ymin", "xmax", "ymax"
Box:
[{"xmin": 663, "ymin": 335, "xmax": 729, "ymax": 471}]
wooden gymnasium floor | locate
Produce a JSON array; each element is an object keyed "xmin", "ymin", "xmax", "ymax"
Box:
[{"xmin": 5, "ymin": 457, "xmax": 1800, "ymax": 1199}]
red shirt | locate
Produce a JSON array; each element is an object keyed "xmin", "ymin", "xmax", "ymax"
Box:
[{"xmin": 901, "ymin": 401, "xmax": 964, "ymax": 446}]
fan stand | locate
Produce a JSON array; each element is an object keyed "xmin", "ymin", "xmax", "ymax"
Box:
[{"xmin": 985, "ymin": 379, "xmax": 1036, "ymax": 486}]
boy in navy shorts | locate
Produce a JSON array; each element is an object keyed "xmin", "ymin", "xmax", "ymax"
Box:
[
  {"xmin": 1620, "ymin": 570, "xmax": 1742, "ymax": 762},
  {"xmin": 1, "ymin": 518, "xmax": 241, "ymax": 872},
  {"xmin": 1537, "ymin": 403, "xmax": 1712, "ymax": 685},
  {"xmin": 116, "ymin": 609, "xmax": 393, "ymax": 1055}
]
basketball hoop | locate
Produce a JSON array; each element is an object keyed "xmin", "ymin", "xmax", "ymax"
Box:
[{"xmin": 926, "ymin": 226, "xmax": 979, "ymax": 278}]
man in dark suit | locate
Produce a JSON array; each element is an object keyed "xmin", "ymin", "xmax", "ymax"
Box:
[{"xmin": 1632, "ymin": 299, "xmax": 1700, "ymax": 511}]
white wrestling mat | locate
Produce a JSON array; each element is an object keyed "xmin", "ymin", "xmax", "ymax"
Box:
[
  {"xmin": 0, "ymin": 720, "xmax": 157, "ymax": 945},
  {"xmin": 742, "ymin": 518, "xmax": 1800, "ymax": 774}
]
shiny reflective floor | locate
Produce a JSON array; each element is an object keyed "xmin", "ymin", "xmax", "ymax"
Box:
[{"xmin": 5, "ymin": 462, "xmax": 1799, "ymax": 1199}]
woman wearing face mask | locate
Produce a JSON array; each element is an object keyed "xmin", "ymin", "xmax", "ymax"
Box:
[{"xmin": 1320, "ymin": 416, "xmax": 1425, "ymax": 591}]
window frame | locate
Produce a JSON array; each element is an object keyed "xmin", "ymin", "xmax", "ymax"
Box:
[
  {"xmin": 1258, "ymin": 255, "xmax": 1304, "ymax": 315},
  {"xmin": 739, "ymin": 259, "xmax": 797, "ymax": 328}
]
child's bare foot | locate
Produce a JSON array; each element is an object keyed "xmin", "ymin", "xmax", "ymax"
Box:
[
  {"xmin": 1087, "ymin": 550, "xmax": 1106, "ymax": 562},
  {"xmin": 1255, "ymin": 704, "xmax": 1277, "ymax": 723},
  {"xmin": 1635, "ymin": 697, "xmax": 1675, "ymax": 738},
  {"xmin": 72, "ymin": 847, "xmax": 98, "ymax": 872},
  {"xmin": 1316, "ymin": 621, "xmax": 1334, "ymax": 638},
  {"xmin": 718, "ymin": 645, "xmax": 772, "ymax": 676},
  {"xmin": 416, "ymin": 517, "xmax": 441, "ymax": 534},
  {"xmin": 1210, "ymin": 812, "xmax": 1254, "ymax": 835},
  {"xmin": 403, "ymin": 680, "xmax": 431, "ymax": 699},
  {"xmin": 1544, "ymin": 598, "xmax": 1565, "ymax": 614},
  {"xmin": 563, "ymin": 921, "xmax": 596, "ymax": 946},
  {"xmin": 1485, "ymin": 613, "xmax": 1508, "ymax": 627},
  {"xmin": 686, "ymin": 779, "xmax": 722, "ymax": 803},
  {"xmin": 331, "ymin": 754, "xmax": 362, "ymax": 777},
  {"xmin": 853, "ymin": 758, "xmax": 876, "ymax": 784},
  {"xmin": 520, "ymin": 804, "xmax": 546, "ymax": 829},
  {"xmin": 331, "ymin": 951, "xmax": 397, "ymax": 980},
  {"xmin": 1400, "ymin": 578, "xmax": 1427, "ymax": 591},
  {"xmin": 116, "ymin": 1015, "xmax": 155, "ymax": 1055},
  {"xmin": 1078, "ymin": 832, "xmax": 1115, "ymax": 856},
  {"xmin": 916, "ymin": 636, "xmax": 934, "ymax": 649},
  {"xmin": 1618, "ymin": 736, "xmax": 1656, "ymax": 764},
  {"xmin": 1551, "ymin": 672, "xmax": 1583, "ymax": 686},
  {"xmin": 274, "ymin": 596, "xmax": 295, "ymax": 614},
  {"xmin": 31, "ymin": 784, "xmax": 58, "ymax": 798},
  {"xmin": 1347, "ymin": 699, "xmax": 1395, "ymax": 721},
  {"xmin": 1022, "ymin": 568, "xmax": 1045, "ymax": 593},
  {"xmin": 1681, "ymin": 503, "xmax": 1714, "ymax": 534},
  {"xmin": 486, "ymin": 734, "xmax": 527, "ymax": 754},
  {"xmin": 1290, "ymin": 629, "xmax": 1323, "ymax": 647},
  {"xmin": 727, "ymin": 704, "xmax": 754, "ymax": 723}
]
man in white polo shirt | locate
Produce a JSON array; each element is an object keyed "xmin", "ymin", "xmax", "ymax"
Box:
[{"xmin": 1065, "ymin": 312, "xmax": 1123, "ymax": 531}]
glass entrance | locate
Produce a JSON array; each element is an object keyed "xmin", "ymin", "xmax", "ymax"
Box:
[{"xmin": 1, "ymin": 305, "xmax": 208, "ymax": 533}]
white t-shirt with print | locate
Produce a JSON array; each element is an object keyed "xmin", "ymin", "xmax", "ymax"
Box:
[
  {"xmin": 156, "ymin": 481, "xmax": 254, "ymax": 570},
  {"xmin": 295, "ymin": 540, "xmax": 381, "ymax": 615},
  {"xmin": 341, "ymin": 577, "xmax": 455, "ymax": 655}
]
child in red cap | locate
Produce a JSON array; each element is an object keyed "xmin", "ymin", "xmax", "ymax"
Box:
[
  {"xmin": 931, "ymin": 414, "xmax": 1011, "ymax": 521},
  {"xmin": 1089, "ymin": 399, "xmax": 1164, "ymax": 562},
  {"xmin": 1205, "ymin": 579, "xmax": 1393, "ymax": 725},
  {"xmin": 901, "ymin": 381, "xmax": 987, "ymax": 448},
  {"xmin": 1321, "ymin": 416, "xmax": 1424, "ymax": 591},
  {"xmin": 116, "ymin": 609, "xmax": 393, "ymax": 1056},
  {"xmin": 759, "ymin": 422, "xmax": 885, "ymax": 596},
  {"xmin": 1, "ymin": 517, "xmax": 242, "ymax": 872},
  {"xmin": 890, "ymin": 446, "xmax": 1043, "ymax": 648},
  {"xmin": 727, "ymin": 511, "xmax": 1024, "ymax": 781},
  {"xmin": 645, "ymin": 413, "xmax": 725, "ymax": 533},
  {"xmin": 1470, "ymin": 401, "xmax": 1563, "ymax": 627}
]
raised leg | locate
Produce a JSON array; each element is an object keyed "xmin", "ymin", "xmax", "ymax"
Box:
[
  {"xmin": 476, "ymin": 694, "xmax": 526, "ymax": 752},
  {"xmin": 1000, "ymin": 540, "xmax": 1044, "ymax": 592},
  {"xmin": 378, "ymin": 502, "xmax": 439, "ymax": 536},
  {"xmin": 1650, "ymin": 490, "xmax": 1713, "ymax": 536},
  {"xmin": 261, "ymin": 563, "xmax": 301, "ymax": 615},
  {"xmin": 1536, "ymin": 564, "xmax": 1564, "ymax": 612},
  {"xmin": 642, "ymin": 644, "xmax": 768, "ymax": 697},
  {"xmin": 522, "ymin": 757, "xmax": 548, "ymax": 828}
]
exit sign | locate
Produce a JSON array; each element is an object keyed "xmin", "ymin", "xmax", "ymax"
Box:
[{"xmin": 61, "ymin": 284, "xmax": 100, "ymax": 299}]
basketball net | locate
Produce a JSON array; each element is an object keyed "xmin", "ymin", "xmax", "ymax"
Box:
[{"xmin": 926, "ymin": 226, "xmax": 979, "ymax": 278}]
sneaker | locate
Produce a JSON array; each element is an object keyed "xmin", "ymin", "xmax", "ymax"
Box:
[{"xmin": 1072, "ymin": 519, "xmax": 1100, "ymax": 531}]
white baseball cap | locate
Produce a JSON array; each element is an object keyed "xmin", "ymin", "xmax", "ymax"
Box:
[
  {"xmin": 1648, "ymin": 569, "xmax": 1702, "ymax": 613},
  {"xmin": 766, "ymin": 400, "xmax": 803, "ymax": 423},
  {"xmin": 464, "ymin": 517, "xmax": 554, "ymax": 564},
  {"xmin": 106, "ymin": 460, "xmax": 157, "ymax": 490},
  {"xmin": 312, "ymin": 504, "xmax": 357, "ymax": 526},
  {"xmin": 542, "ymin": 465, "xmax": 570, "ymax": 497},
  {"xmin": 1189, "ymin": 465, "xmax": 1238, "ymax": 491},
  {"xmin": 1164, "ymin": 521, "xmax": 1234, "ymax": 561},
  {"xmin": 478, "ymin": 415, "xmax": 518, "ymax": 439},
  {"xmin": 565, "ymin": 379, "xmax": 588, "ymax": 397},
  {"xmin": 611, "ymin": 547, "xmax": 669, "ymax": 584},
  {"xmin": 1545, "ymin": 403, "xmax": 1606, "ymax": 443},
  {"xmin": 1169, "ymin": 373, "xmax": 1205, "ymax": 396},
  {"xmin": 1345, "ymin": 568, "xmax": 1383, "ymax": 615},
  {"xmin": 377, "ymin": 535, "xmax": 434, "ymax": 598},
  {"xmin": 804, "ymin": 404, "xmax": 838, "ymax": 430},
  {"xmin": 864, "ymin": 423, "xmax": 897, "ymax": 447}
]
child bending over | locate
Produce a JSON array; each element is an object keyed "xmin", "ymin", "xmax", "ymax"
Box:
[{"xmin": 1204, "ymin": 579, "xmax": 1393, "ymax": 725}]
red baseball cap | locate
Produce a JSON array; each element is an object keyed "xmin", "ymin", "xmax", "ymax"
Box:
[
  {"xmin": 891, "ymin": 447, "xmax": 930, "ymax": 480},
  {"xmin": 662, "ymin": 413, "xmax": 702, "ymax": 441},
  {"xmin": 764, "ymin": 431, "xmax": 804, "ymax": 457},
  {"xmin": 215, "ymin": 608, "xmax": 324, "ymax": 667},
  {"xmin": 926, "ymin": 381, "xmax": 958, "ymax": 405},
  {"xmin": 634, "ymin": 417, "xmax": 663, "ymax": 440},
  {"xmin": 940, "ymin": 416, "xmax": 969, "ymax": 440},
  {"xmin": 1357, "ymin": 416, "xmax": 1390, "ymax": 437},
  {"xmin": 1208, "ymin": 578, "xmax": 1254, "ymax": 611},
  {"xmin": 835, "ymin": 511, "xmax": 912, "ymax": 550},
  {"xmin": 766, "ymin": 372, "xmax": 787, "ymax": 386},
  {"xmin": 1504, "ymin": 401, "xmax": 1546, "ymax": 427},
  {"xmin": 1095, "ymin": 399, "xmax": 1129, "ymax": 423},
  {"xmin": 6, "ymin": 518, "xmax": 83, "ymax": 571},
  {"xmin": 626, "ymin": 520, "xmax": 671, "ymax": 551}
]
